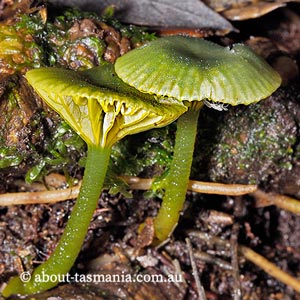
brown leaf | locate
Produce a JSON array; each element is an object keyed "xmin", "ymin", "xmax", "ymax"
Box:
[
  {"xmin": 223, "ymin": 1, "xmax": 286, "ymax": 20},
  {"xmin": 204, "ymin": 0, "xmax": 300, "ymax": 20}
]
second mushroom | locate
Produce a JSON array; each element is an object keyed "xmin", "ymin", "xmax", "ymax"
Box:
[{"xmin": 114, "ymin": 36, "xmax": 282, "ymax": 243}]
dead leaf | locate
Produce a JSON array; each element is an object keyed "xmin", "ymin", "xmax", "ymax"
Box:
[
  {"xmin": 223, "ymin": 1, "xmax": 286, "ymax": 20},
  {"xmin": 48, "ymin": 0, "xmax": 235, "ymax": 34},
  {"xmin": 204, "ymin": 0, "xmax": 300, "ymax": 20}
]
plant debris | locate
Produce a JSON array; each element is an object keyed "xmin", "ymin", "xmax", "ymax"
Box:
[{"xmin": 1, "ymin": 0, "xmax": 300, "ymax": 299}]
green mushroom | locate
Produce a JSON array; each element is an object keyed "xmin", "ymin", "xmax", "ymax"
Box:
[
  {"xmin": 114, "ymin": 36, "xmax": 282, "ymax": 242},
  {"xmin": 2, "ymin": 64, "xmax": 186, "ymax": 297}
]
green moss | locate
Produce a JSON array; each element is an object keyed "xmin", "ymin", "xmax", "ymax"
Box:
[
  {"xmin": 24, "ymin": 120, "xmax": 87, "ymax": 183},
  {"xmin": 0, "ymin": 147, "xmax": 23, "ymax": 168},
  {"xmin": 202, "ymin": 88, "xmax": 299, "ymax": 185},
  {"xmin": 0, "ymin": 15, "xmax": 44, "ymax": 73},
  {"xmin": 111, "ymin": 124, "xmax": 175, "ymax": 177},
  {"xmin": 0, "ymin": 6, "xmax": 158, "ymax": 189},
  {"xmin": 42, "ymin": 8, "xmax": 155, "ymax": 69}
]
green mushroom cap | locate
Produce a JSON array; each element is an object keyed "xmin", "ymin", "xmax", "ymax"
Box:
[
  {"xmin": 114, "ymin": 36, "xmax": 282, "ymax": 106},
  {"xmin": 26, "ymin": 64, "xmax": 186, "ymax": 148}
]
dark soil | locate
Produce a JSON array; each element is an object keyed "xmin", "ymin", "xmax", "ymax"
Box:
[{"xmin": 1, "ymin": 1, "xmax": 300, "ymax": 300}]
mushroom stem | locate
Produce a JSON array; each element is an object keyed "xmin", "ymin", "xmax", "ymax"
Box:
[
  {"xmin": 2, "ymin": 144, "xmax": 111, "ymax": 297},
  {"xmin": 154, "ymin": 109, "xmax": 200, "ymax": 242}
]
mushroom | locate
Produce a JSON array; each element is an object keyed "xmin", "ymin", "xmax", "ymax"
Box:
[
  {"xmin": 114, "ymin": 36, "xmax": 282, "ymax": 242},
  {"xmin": 2, "ymin": 63, "xmax": 186, "ymax": 296}
]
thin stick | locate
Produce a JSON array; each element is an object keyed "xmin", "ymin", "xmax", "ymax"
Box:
[
  {"xmin": 122, "ymin": 175, "xmax": 257, "ymax": 195},
  {"xmin": 239, "ymin": 245, "xmax": 300, "ymax": 293},
  {"xmin": 251, "ymin": 189, "xmax": 300, "ymax": 214},
  {"xmin": 0, "ymin": 176, "xmax": 257, "ymax": 206},
  {"xmin": 121, "ymin": 176, "xmax": 152, "ymax": 190},
  {"xmin": 0, "ymin": 184, "xmax": 81, "ymax": 205},
  {"xmin": 186, "ymin": 238, "xmax": 207, "ymax": 300},
  {"xmin": 188, "ymin": 180, "xmax": 257, "ymax": 196},
  {"xmin": 188, "ymin": 230, "xmax": 300, "ymax": 293},
  {"xmin": 193, "ymin": 250, "xmax": 232, "ymax": 271},
  {"xmin": 231, "ymin": 223, "xmax": 242, "ymax": 300}
]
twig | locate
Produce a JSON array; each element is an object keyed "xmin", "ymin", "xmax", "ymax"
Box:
[
  {"xmin": 188, "ymin": 230, "xmax": 300, "ymax": 293},
  {"xmin": 193, "ymin": 250, "xmax": 232, "ymax": 271},
  {"xmin": 187, "ymin": 180, "xmax": 257, "ymax": 196},
  {"xmin": 0, "ymin": 183, "xmax": 81, "ymax": 205},
  {"xmin": 251, "ymin": 189, "xmax": 300, "ymax": 214},
  {"xmin": 122, "ymin": 175, "xmax": 257, "ymax": 195},
  {"xmin": 230, "ymin": 223, "xmax": 242, "ymax": 300},
  {"xmin": 186, "ymin": 237, "xmax": 207, "ymax": 300},
  {"xmin": 239, "ymin": 245, "xmax": 300, "ymax": 293},
  {"xmin": 188, "ymin": 230, "xmax": 231, "ymax": 249},
  {"xmin": 0, "ymin": 176, "xmax": 257, "ymax": 206},
  {"xmin": 121, "ymin": 176, "xmax": 152, "ymax": 190}
]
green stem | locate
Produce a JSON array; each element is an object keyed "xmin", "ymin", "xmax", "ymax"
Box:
[
  {"xmin": 3, "ymin": 144, "xmax": 111, "ymax": 297},
  {"xmin": 154, "ymin": 109, "xmax": 200, "ymax": 242}
]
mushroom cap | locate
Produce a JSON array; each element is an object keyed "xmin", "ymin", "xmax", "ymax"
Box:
[
  {"xmin": 114, "ymin": 36, "xmax": 282, "ymax": 106},
  {"xmin": 26, "ymin": 64, "xmax": 186, "ymax": 148}
]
